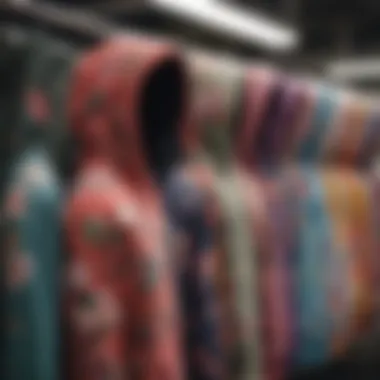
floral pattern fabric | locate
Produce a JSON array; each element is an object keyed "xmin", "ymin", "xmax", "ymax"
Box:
[
  {"xmin": 65, "ymin": 38, "xmax": 185, "ymax": 380},
  {"xmin": 164, "ymin": 164, "xmax": 225, "ymax": 380},
  {"xmin": 170, "ymin": 52, "xmax": 262, "ymax": 380}
]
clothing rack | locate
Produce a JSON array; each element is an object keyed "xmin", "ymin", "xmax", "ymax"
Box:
[
  {"xmin": 0, "ymin": 0, "xmax": 117, "ymax": 42},
  {"xmin": 1, "ymin": 4, "xmax": 380, "ymax": 380}
]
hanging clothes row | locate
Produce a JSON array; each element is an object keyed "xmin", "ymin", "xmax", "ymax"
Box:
[{"xmin": 1, "ymin": 26, "xmax": 380, "ymax": 380}]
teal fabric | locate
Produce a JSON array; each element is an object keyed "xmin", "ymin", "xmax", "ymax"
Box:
[
  {"xmin": 0, "ymin": 26, "xmax": 33, "ymax": 374},
  {"xmin": 295, "ymin": 169, "xmax": 333, "ymax": 367},
  {"xmin": 298, "ymin": 88, "xmax": 338, "ymax": 162},
  {"xmin": 5, "ymin": 148, "xmax": 62, "ymax": 380},
  {"xmin": 3, "ymin": 32, "xmax": 77, "ymax": 380}
]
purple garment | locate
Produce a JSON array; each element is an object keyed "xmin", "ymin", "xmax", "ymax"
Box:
[
  {"xmin": 358, "ymin": 112, "xmax": 380, "ymax": 167},
  {"xmin": 254, "ymin": 81, "xmax": 286, "ymax": 166},
  {"xmin": 254, "ymin": 80, "xmax": 304, "ymax": 167},
  {"xmin": 271, "ymin": 84, "xmax": 308, "ymax": 163}
]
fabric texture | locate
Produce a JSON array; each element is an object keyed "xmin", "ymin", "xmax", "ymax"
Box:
[
  {"xmin": 294, "ymin": 168, "xmax": 333, "ymax": 367},
  {"xmin": 249, "ymin": 172, "xmax": 296, "ymax": 380},
  {"xmin": 239, "ymin": 65, "xmax": 380, "ymax": 380},
  {"xmin": 166, "ymin": 52, "xmax": 262, "ymax": 380},
  {"xmin": 3, "ymin": 32, "xmax": 76, "ymax": 380},
  {"xmin": 1, "ymin": 29, "xmax": 380, "ymax": 380},
  {"xmin": 297, "ymin": 86, "xmax": 338, "ymax": 163},
  {"xmin": 65, "ymin": 37, "xmax": 186, "ymax": 380},
  {"xmin": 0, "ymin": 26, "xmax": 33, "ymax": 372},
  {"xmin": 322, "ymin": 170, "xmax": 375, "ymax": 356}
]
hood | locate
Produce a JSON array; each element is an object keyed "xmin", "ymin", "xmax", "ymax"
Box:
[
  {"xmin": 252, "ymin": 76, "xmax": 309, "ymax": 168},
  {"xmin": 69, "ymin": 36, "xmax": 187, "ymax": 184},
  {"xmin": 296, "ymin": 84, "xmax": 339, "ymax": 163},
  {"xmin": 184, "ymin": 51, "xmax": 244, "ymax": 169},
  {"xmin": 238, "ymin": 67, "xmax": 278, "ymax": 168},
  {"xmin": 324, "ymin": 94, "xmax": 371, "ymax": 166},
  {"xmin": 358, "ymin": 110, "xmax": 380, "ymax": 167}
]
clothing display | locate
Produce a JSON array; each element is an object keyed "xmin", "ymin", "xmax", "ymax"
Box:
[
  {"xmin": 3, "ymin": 31, "xmax": 77, "ymax": 380},
  {"xmin": 238, "ymin": 65, "xmax": 380, "ymax": 378},
  {"xmin": 65, "ymin": 37, "xmax": 186, "ymax": 380},
  {"xmin": 166, "ymin": 52, "xmax": 261, "ymax": 380},
  {"xmin": 2, "ymin": 18, "xmax": 380, "ymax": 380}
]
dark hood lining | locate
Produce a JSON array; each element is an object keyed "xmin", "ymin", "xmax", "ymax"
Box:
[{"xmin": 140, "ymin": 58, "xmax": 185, "ymax": 182}]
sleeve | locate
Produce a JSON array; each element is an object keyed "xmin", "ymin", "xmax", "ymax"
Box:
[{"xmin": 164, "ymin": 168, "xmax": 224, "ymax": 380}]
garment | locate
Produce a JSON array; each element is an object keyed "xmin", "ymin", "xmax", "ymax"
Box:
[
  {"xmin": 166, "ymin": 52, "xmax": 262, "ymax": 380},
  {"xmin": 337, "ymin": 125, "xmax": 380, "ymax": 380},
  {"xmin": 358, "ymin": 111, "xmax": 380, "ymax": 167},
  {"xmin": 294, "ymin": 168, "xmax": 334, "ymax": 368},
  {"xmin": 324, "ymin": 96, "xmax": 371, "ymax": 165},
  {"xmin": 0, "ymin": 26, "xmax": 33, "ymax": 376},
  {"xmin": 237, "ymin": 67, "xmax": 277, "ymax": 168},
  {"xmin": 297, "ymin": 85, "xmax": 339, "ymax": 163},
  {"xmin": 3, "ymin": 32, "xmax": 77, "ymax": 380},
  {"xmin": 349, "ymin": 171, "xmax": 380, "ymax": 376},
  {"xmin": 321, "ymin": 170, "xmax": 374, "ymax": 358},
  {"xmin": 335, "ymin": 173, "xmax": 374, "ymax": 343},
  {"xmin": 252, "ymin": 79, "xmax": 287, "ymax": 167},
  {"xmin": 165, "ymin": 164, "xmax": 225, "ymax": 380},
  {"xmin": 238, "ymin": 70, "xmax": 306, "ymax": 380},
  {"xmin": 0, "ymin": 27, "xmax": 32, "ymax": 199},
  {"xmin": 267, "ymin": 82, "xmax": 310, "ymax": 165},
  {"xmin": 251, "ymin": 171, "xmax": 297, "ymax": 380},
  {"xmin": 369, "ymin": 171, "xmax": 380, "ymax": 310},
  {"xmin": 252, "ymin": 78, "xmax": 307, "ymax": 167},
  {"xmin": 65, "ymin": 37, "xmax": 185, "ymax": 380}
]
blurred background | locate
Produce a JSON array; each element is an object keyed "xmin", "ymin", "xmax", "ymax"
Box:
[{"xmin": 11, "ymin": 0, "xmax": 380, "ymax": 95}]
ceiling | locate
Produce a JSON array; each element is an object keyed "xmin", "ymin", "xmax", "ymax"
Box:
[
  {"xmin": 51, "ymin": 0, "xmax": 380, "ymax": 55},
  {"xmin": 245, "ymin": 0, "xmax": 380, "ymax": 89},
  {"xmin": 250, "ymin": 0, "xmax": 380, "ymax": 54},
  {"xmin": 43, "ymin": 0, "xmax": 380, "ymax": 90}
]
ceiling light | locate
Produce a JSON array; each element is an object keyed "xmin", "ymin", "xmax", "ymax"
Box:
[{"xmin": 150, "ymin": 0, "xmax": 300, "ymax": 52}]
